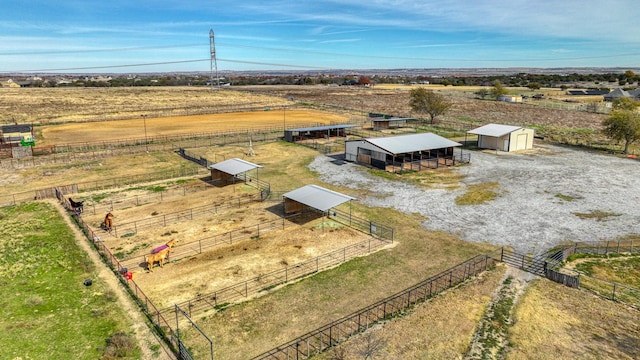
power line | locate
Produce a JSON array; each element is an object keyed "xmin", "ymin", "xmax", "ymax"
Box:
[
  {"xmin": 0, "ymin": 44, "xmax": 205, "ymax": 56},
  {"xmin": 6, "ymin": 57, "xmax": 328, "ymax": 73}
]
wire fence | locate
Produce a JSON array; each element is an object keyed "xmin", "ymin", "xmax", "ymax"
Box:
[
  {"xmin": 544, "ymin": 240, "xmax": 640, "ymax": 309},
  {"xmin": 54, "ymin": 188, "xmax": 181, "ymax": 355},
  {"xmin": 329, "ymin": 207, "xmax": 394, "ymax": 241},
  {"xmin": 108, "ymin": 194, "xmax": 262, "ymax": 237},
  {"xmin": 161, "ymin": 235, "xmax": 393, "ymax": 319},
  {"xmin": 253, "ymin": 249, "xmax": 502, "ymax": 359},
  {"xmin": 0, "ymin": 167, "xmax": 207, "ymax": 208},
  {"xmin": 118, "ymin": 216, "xmax": 288, "ymax": 272},
  {"xmin": 0, "ymin": 120, "xmax": 324, "ymax": 169},
  {"xmin": 80, "ymin": 182, "xmax": 217, "ymax": 215}
]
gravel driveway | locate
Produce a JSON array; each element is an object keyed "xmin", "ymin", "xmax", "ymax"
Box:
[{"xmin": 309, "ymin": 144, "xmax": 640, "ymax": 254}]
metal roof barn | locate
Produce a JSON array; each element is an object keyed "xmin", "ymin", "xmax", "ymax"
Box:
[
  {"xmin": 467, "ymin": 123, "xmax": 535, "ymax": 152},
  {"xmin": 370, "ymin": 117, "xmax": 417, "ymax": 130},
  {"xmin": 209, "ymin": 158, "xmax": 262, "ymax": 185},
  {"xmin": 284, "ymin": 124, "xmax": 358, "ymax": 142},
  {"xmin": 365, "ymin": 133, "xmax": 462, "ymax": 155},
  {"xmin": 345, "ymin": 133, "xmax": 467, "ymax": 172},
  {"xmin": 467, "ymin": 124, "xmax": 523, "ymax": 138},
  {"xmin": 283, "ymin": 185, "xmax": 355, "ymax": 212},
  {"xmin": 209, "ymin": 158, "xmax": 262, "ymax": 175}
]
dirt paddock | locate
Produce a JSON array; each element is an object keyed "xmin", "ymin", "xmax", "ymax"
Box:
[
  {"xmin": 80, "ymin": 178, "xmax": 371, "ymax": 308},
  {"xmin": 39, "ymin": 109, "xmax": 350, "ymax": 145}
]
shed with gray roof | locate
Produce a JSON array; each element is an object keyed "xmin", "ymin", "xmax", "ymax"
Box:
[
  {"xmin": 345, "ymin": 133, "xmax": 467, "ymax": 172},
  {"xmin": 283, "ymin": 184, "xmax": 355, "ymax": 214},
  {"xmin": 208, "ymin": 158, "xmax": 262, "ymax": 184},
  {"xmin": 467, "ymin": 123, "xmax": 535, "ymax": 152}
]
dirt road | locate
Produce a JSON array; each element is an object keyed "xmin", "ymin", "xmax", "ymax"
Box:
[{"xmin": 49, "ymin": 200, "xmax": 175, "ymax": 360}]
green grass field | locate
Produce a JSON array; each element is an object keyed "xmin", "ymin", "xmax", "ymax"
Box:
[{"xmin": 0, "ymin": 202, "xmax": 141, "ymax": 360}]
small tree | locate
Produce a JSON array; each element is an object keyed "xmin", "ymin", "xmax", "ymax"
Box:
[
  {"xmin": 527, "ymin": 82, "xmax": 541, "ymax": 90},
  {"xmin": 357, "ymin": 75, "xmax": 372, "ymax": 86},
  {"xmin": 602, "ymin": 110, "xmax": 640, "ymax": 154},
  {"xmin": 409, "ymin": 87, "xmax": 452, "ymax": 124},
  {"xmin": 474, "ymin": 88, "xmax": 490, "ymax": 99},
  {"xmin": 490, "ymin": 80, "xmax": 508, "ymax": 99}
]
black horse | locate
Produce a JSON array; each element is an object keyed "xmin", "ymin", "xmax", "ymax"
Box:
[{"xmin": 68, "ymin": 198, "xmax": 84, "ymax": 215}]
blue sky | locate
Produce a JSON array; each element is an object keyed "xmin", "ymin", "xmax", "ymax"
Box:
[{"xmin": 2, "ymin": 0, "xmax": 640, "ymax": 73}]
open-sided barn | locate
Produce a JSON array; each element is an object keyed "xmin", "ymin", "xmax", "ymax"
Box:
[
  {"xmin": 370, "ymin": 117, "xmax": 417, "ymax": 130},
  {"xmin": 283, "ymin": 184, "xmax": 355, "ymax": 215},
  {"xmin": 467, "ymin": 124, "xmax": 535, "ymax": 152},
  {"xmin": 284, "ymin": 124, "xmax": 358, "ymax": 142},
  {"xmin": 209, "ymin": 158, "xmax": 262, "ymax": 184},
  {"xmin": 345, "ymin": 133, "xmax": 466, "ymax": 172}
]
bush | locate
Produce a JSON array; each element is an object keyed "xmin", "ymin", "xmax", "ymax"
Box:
[{"xmin": 101, "ymin": 332, "xmax": 136, "ymax": 359}]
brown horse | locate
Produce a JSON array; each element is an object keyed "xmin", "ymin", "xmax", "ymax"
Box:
[
  {"xmin": 146, "ymin": 248, "xmax": 171, "ymax": 271},
  {"xmin": 103, "ymin": 212, "xmax": 114, "ymax": 232}
]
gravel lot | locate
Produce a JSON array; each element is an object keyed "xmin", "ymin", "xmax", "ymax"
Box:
[{"xmin": 310, "ymin": 144, "xmax": 640, "ymax": 254}]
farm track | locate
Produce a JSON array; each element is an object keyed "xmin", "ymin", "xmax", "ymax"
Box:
[{"xmin": 47, "ymin": 199, "xmax": 176, "ymax": 360}]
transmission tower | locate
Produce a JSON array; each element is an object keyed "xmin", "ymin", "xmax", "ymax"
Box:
[{"xmin": 209, "ymin": 28, "xmax": 219, "ymax": 90}]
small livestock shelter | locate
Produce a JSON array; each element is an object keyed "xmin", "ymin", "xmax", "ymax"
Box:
[
  {"xmin": 1, "ymin": 124, "xmax": 34, "ymax": 158},
  {"xmin": 371, "ymin": 117, "xmax": 417, "ymax": 130},
  {"xmin": 284, "ymin": 124, "xmax": 358, "ymax": 142},
  {"xmin": 283, "ymin": 185, "xmax": 355, "ymax": 219},
  {"xmin": 467, "ymin": 124, "xmax": 534, "ymax": 152},
  {"xmin": 345, "ymin": 133, "xmax": 463, "ymax": 173},
  {"xmin": 209, "ymin": 158, "xmax": 262, "ymax": 185},
  {"xmin": 1, "ymin": 124, "xmax": 34, "ymax": 144}
]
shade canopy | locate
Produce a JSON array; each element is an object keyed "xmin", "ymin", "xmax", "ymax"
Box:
[
  {"xmin": 283, "ymin": 185, "xmax": 355, "ymax": 212},
  {"xmin": 209, "ymin": 158, "xmax": 262, "ymax": 176}
]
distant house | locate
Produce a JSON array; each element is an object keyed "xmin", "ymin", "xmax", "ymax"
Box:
[
  {"xmin": 468, "ymin": 124, "xmax": 534, "ymax": 152},
  {"xmin": 568, "ymin": 89, "xmax": 610, "ymax": 96},
  {"xmin": 603, "ymin": 88, "xmax": 631, "ymax": 101},
  {"xmin": 0, "ymin": 79, "xmax": 21, "ymax": 88},
  {"xmin": 627, "ymin": 88, "xmax": 640, "ymax": 99},
  {"xmin": 497, "ymin": 95, "xmax": 523, "ymax": 103}
]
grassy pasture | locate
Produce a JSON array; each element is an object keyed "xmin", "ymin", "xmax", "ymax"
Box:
[
  {"xmin": 0, "ymin": 150, "xmax": 203, "ymax": 198},
  {"xmin": 0, "ymin": 202, "xmax": 141, "ymax": 360},
  {"xmin": 509, "ymin": 279, "xmax": 640, "ymax": 360},
  {"xmin": 0, "ymin": 87, "xmax": 292, "ymax": 125}
]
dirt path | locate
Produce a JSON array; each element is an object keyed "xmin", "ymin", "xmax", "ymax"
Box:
[
  {"xmin": 464, "ymin": 266, "xmax": 536, "ymax": 359},
  {"xmin": 47, "ymin": 199, "xmax": 175, "ymax": 360}
]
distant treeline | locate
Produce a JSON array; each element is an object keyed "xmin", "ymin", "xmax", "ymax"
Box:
[{"xmin": 10, "ymin": 70, "xmax": 639, "ymax": 89}]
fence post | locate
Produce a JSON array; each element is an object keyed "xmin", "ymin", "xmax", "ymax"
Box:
[{"xmin": 612, "ymin": 283, "xmax": 617, "ymax": 301}]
